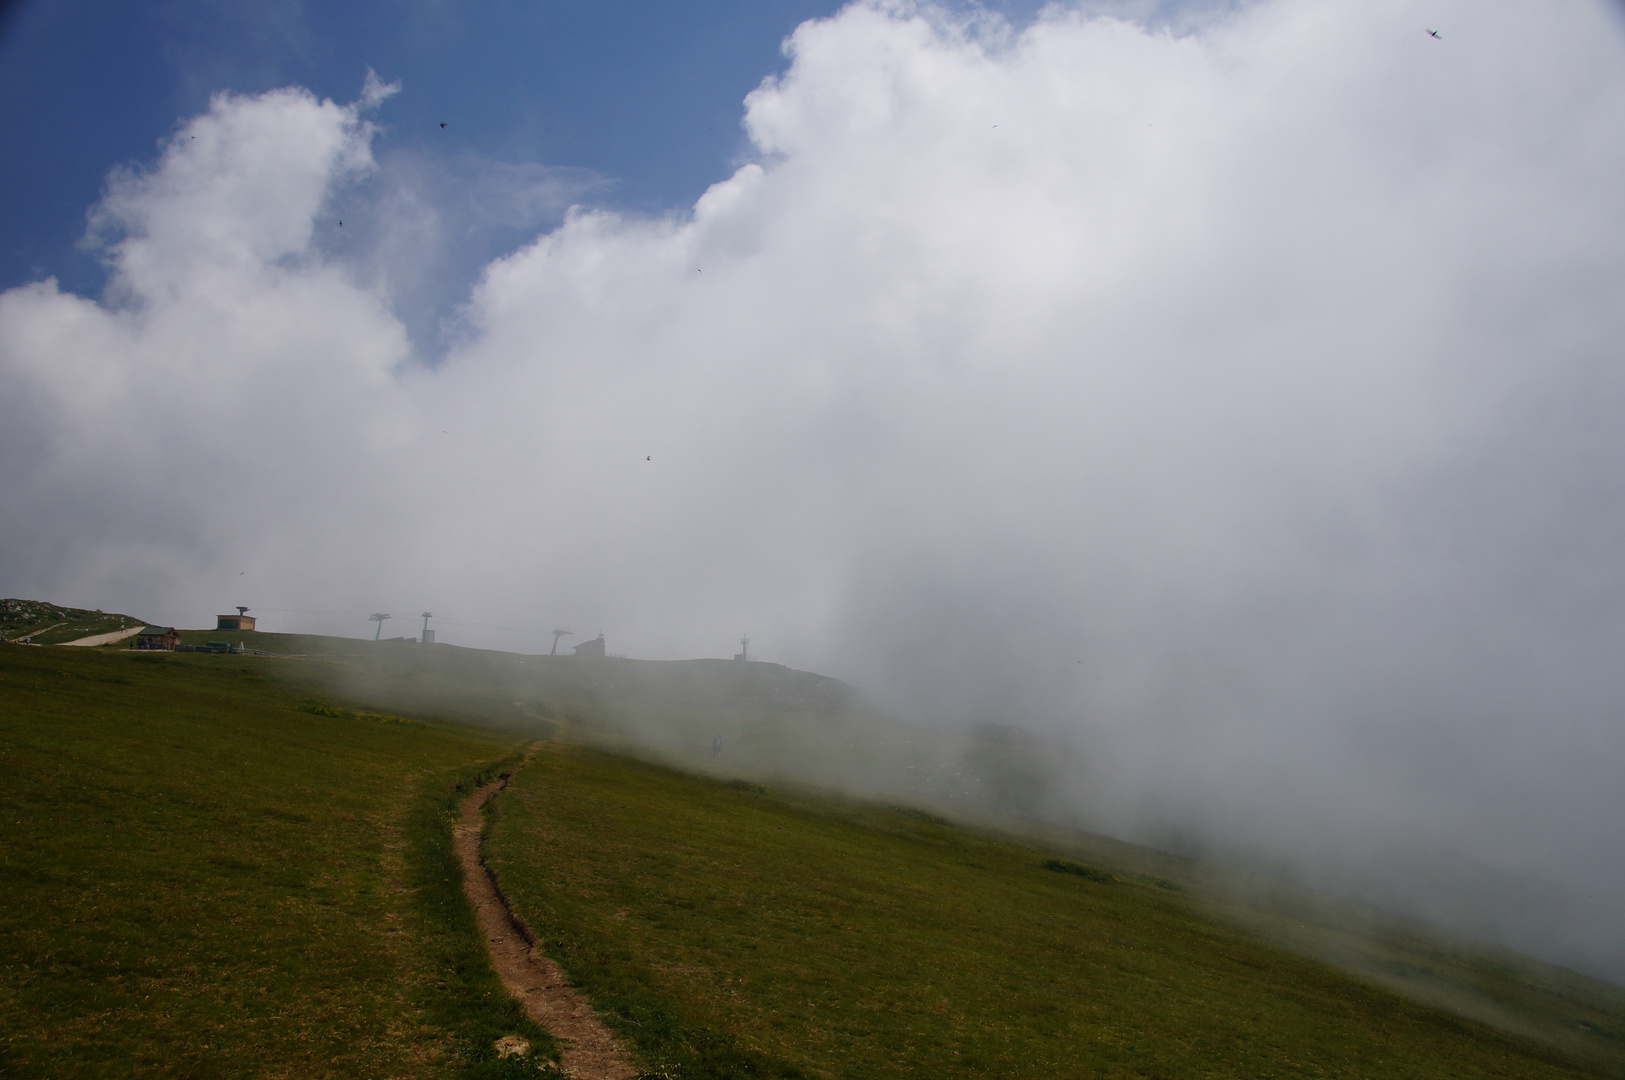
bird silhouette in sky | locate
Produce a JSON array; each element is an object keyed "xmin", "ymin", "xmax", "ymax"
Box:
[
  {"xmin": 646, "ymin": 456, "xmax": 651, "ymax": 461},
  {"xmin": 439, "ymin": 122, "xmax": 447, "ymax": 128},
  {"xmin": 1427, "ymin": 28, "xmax": 1442, "ymax": 38}
]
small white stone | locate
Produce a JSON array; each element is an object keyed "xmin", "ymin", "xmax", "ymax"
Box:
[{"xmin": 494, "ymin": 1034, "xmax": 531, "ymax": 1059}]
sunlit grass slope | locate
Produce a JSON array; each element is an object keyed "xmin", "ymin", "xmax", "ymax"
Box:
[
  {"xmin": 486, "ymin": 745, "xmax": 1603, "ymax": 1080},
  {"xmin": 0, "ymin": 598, "xmax": 149, "ymax": 645},
  {"xmin": 0, "ymin": 643, "xmax": 553, "ymax": 1078}
]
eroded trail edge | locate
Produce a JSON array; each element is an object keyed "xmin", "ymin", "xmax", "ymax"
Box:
[{"xmin": 456, "ymin": 771, "xmax": 637, "ymax": 1080}]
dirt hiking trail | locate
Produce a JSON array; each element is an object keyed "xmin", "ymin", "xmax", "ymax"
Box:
[
  {"xmin": 61, "ymin": 625, "xmax": 146, "ymax": 647},
  {"xmin": 456, "ymin": 772, "xmax": 637, "ymax": 1079}
]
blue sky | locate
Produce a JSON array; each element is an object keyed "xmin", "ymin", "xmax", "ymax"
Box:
[
  {"xmin": 0, "ymin": 0, "xmax": 1056, "ymax": 303},
  {"xmin": 0, "ymin": 0, "xmax": 839, "ymax": 291}
]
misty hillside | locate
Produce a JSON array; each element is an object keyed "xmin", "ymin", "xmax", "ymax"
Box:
[
  {"xmin": 570, "ymin": 656, "xmax": 858, "ymax": 714},
  {"xmin": 173, "ymin": 628, "xmax": 1071, "ymax": 818},
  {"xmin": 155, "ymin": 626, "xmax": 857, "ymax": 716},
  {"xmin": 10, "ymin": 620, "xmax": 1625, "ymax": 1073},
  {"xmin": 63, "ymin": 620, "xmax": 1074, "ymax": 830}
]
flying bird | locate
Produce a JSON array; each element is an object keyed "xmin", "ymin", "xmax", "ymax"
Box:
[
  {"xmin": 439, "ymin": 122, "xmax": 447, "ymax": 128},
  {"xmin": 1427, "ymin": 28, "xmax": 1442, "ymax": 38}
]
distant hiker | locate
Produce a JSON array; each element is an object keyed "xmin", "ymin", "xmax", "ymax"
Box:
[{"xmin": 713, "ymin": 735, "xmax": 722, "ymax": 756}]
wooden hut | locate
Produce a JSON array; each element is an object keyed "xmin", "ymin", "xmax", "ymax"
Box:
[{"xmin": 134, "ymin": 627, "xmax": 180, "ymax": 650}]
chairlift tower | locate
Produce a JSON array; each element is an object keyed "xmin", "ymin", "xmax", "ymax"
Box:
[
  {"xmin": 369, "ymin": 612, "xmax": 391, "ymax": 640},
  {"xmin": 551, "ymin": 629, "xmax": 573, "ymax": 656},
  {"xmin": 421, "ymin": 612, "xmax": 434, "ymax": 644}
]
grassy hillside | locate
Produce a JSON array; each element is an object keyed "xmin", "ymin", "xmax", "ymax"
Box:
[
  {"xmin": 0, "ymin": 598, "xmax": 149, "ymax": 645},
  {"xmin": 241, "ymin": 631, "xmax": 1625, "ymax": 1072},
  {"xmin": 485, "ymin": 745, "xmax": 1618, "ymax": 1080},
  {"xmin": 1207, "ymin": 886, "xmax": 1625, "ymax": 1074},
  {"xmin": 9, "ymin": 622, "xmax": 1623, "ymax": 1076},
  {"xmin": 0, "ymin": 642, "xmax": 554, "ymax": 1078}
]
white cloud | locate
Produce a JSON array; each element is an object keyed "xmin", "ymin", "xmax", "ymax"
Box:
[
  {"xmin": 358, "ymin": 68, "xmax": 400, "ymax": 111},
  {"xmin": 4, "ymin": 0, "xmax": 1625, "ymax": 974},
  {"xmin": 1, "ymin": 86, "xmax": 413, "ymax": 605}
]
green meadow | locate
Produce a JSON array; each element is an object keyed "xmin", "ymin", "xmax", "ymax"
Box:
[
  {"xmin": 3, "ymin": 622, "xmax": 1624, "ymax": 1078},
  {"xmin": 482, "ymin": 746, "xmax": 1614, "ymax": 1079},
  {"xmin": 0, "ymin": 641, "xmax": 554, "ymax": 1078}
]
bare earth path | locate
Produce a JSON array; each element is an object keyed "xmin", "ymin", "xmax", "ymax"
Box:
[
  {"xmin": 6, "ymin": 621, "xmax": 63, "ymax": 642},
  {"xmin": 61, "ymin": 625, "xmax": 146, "ymax": 647},
  {"xmin": 456, "ymin": 773, "xmax": 637, "ymax": 1079}
]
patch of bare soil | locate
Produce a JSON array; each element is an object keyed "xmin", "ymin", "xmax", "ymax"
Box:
[
  {"xmin": 61, "ymin": 625, "xmax": 145, "ymax": 647},
  {"xmin": 456, "ymin": 774, "xmax": 637, "ymax": 1080}
]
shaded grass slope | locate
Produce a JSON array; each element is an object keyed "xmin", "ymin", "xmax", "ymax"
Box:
[
  {"xmin": 486, "ymin": 744, "xmax": 1608, "ymax": 1080},
  {"xmin": 0, "ymin": 642, "xmax": 556, "ymax": 1078}
]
